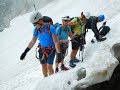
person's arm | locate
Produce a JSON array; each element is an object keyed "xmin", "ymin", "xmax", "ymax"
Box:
[
  {"xmin": 68, "ymin": 18, "xmax": 78, "ymax": 26},
  {"xmin": 27, "ymin": 37, "xmax": 37, "ymax": 49},
  {"xmin": 59, "ymin": 39, "xmax": 69, "ymax": 43},
  {"xmin": 20, "ymin": 28, "xmax": 38, "ymax": 60},
  {"xmin": 50, "ymin": 25, "xmax": 64, "ymax": 63},
  {"xmin": 20, "ymin": 36, "xmax": 37, "ymax": 60},
  {"xmin": 52, "ymin": 34, "xmax": 60, "ymax": 53},
  {"xmin": 68, "ymin": 31, "xmax": 73, "ymax": 38},
  {"xmin": 69, "ymin": 22, "xmax": 78, "ymax": 26},
  {"xmin": 52, "ymin": 34, "xmax": 64, "ymax": 63},
  {"xmin": 90, "ymin": 17, "xmax": 100, "ymax": 39},
  {"xmin": 91, "ymin": 18, "xmax": 99, "ymax": 33},
  {"xmin": 68, "ymin": 26, "xmax": 73, "ymax": 38},
  {"xmin": 70, "ymin": 29, "xmax": 80, "ymax": 40}
]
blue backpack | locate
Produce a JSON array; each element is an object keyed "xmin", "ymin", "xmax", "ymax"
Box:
[{"xmin": 54, "ymin": 22, "xmax": 61, "ymax": 29}]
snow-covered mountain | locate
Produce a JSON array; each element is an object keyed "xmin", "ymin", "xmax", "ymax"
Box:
[
  {"xmin": 0, "ymin": 0, "xmax": 120, "ymax": 90},
  {"xmin": 0, "ymin": 0, "xmax": 53, "ymax": 31}
]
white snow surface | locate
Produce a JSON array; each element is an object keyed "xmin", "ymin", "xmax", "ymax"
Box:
[{"xmin": 0, "ymin": 0, "xmax": 120, "ymax": 90}]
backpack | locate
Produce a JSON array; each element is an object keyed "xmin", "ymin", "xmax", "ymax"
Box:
[
  {"xmin": 70, "ymin": 17, "xmax": 86, "ymax": 36},
  {"xmin": 99, "ymin": 22, "xmax": 110, "ymax": 37},
  {"xmin": 36, "ymin": 16, "xmax": 53, "ymax": 35},
  {"xmin": 37, "ymin": 16, "xmax": 62, "ymax": 33},
  {"xmin": 99, "ymin": 26, "xmax": 110, "ymax": 36},
  {"xmin": 42, "ymin": 16, "xmax": 53, "ymax": 24},
  {"xmin": 56, "ymin": 25, "xmax": 71, "ymax": 36},
  {"xmin": 54, "ymin": 22, "xmax": 61, "ymax": 29}
]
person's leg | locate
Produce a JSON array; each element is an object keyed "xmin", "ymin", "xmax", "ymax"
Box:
[
  {"xmin": 69, "ymin": 50, "xmax": 77, "ymax": 67},
  {"xmin": 71, "ymin": 37, "xmax": 81, "ymax": 59},
  {"xmin": 70, "ymin": 48, "xmax": 80, "ymax": 63},
  {"xmin": 69, "ymin": 43, "xmax": 78, "ymax": 67},
  {"xmin": 69, "ymin": 38, "xmax": 80, "ymax": 67},
  {"xmin": 55, "ymin": 53, "xmax": 59, "ymax": 73},
  {"xmin": 41, "ymin": 62, "xmax": 48, "ymax": 77},
  {"xmin": 70, "ymin": 49, "xmax": 78, "ymax": 60},
  {"xmin": 55, "ymin": 53, "xmax": 69, "ymax": 72},
  {"xmin": 70, "ymin": 40, "xmax": 79, "ymax": 60},
  {"xmin": 92, "ymin": 29, "xmax": 106, "ymax": 41},
  {"xmin": 39, "ymin": 49, "xmax": 48, "ymax": 77},
  {"xmin": 61, "ymin": 48, "xmax": 66, "ymax": 65},
  {"xmin": 59, "ymin": 47, "xmax": 69, "ymax": 70},
  {"xmin": 91, "ymin": 27, "xmax": 100, "ymax": 40},
  {"xmin": 60, "ymin": 62, "xmax": 69, "ymax": 70},
  {"xmin": 60, "ymin": 53, "xmax": 69, "ymax": 70},
  {"xmin": 47, "ymin": 64, "xmax": 54, "ymax": 75},
  {"xmin": 61, "ymin": 60, "xmax": 64, "ymax": 65},
  {"xmin": 39, "ymin": 58, "xmax": 48, "ymax": 77},
  {"xmin": 47, "ymin": 49, "xmax": 55, "ymax": 75}
]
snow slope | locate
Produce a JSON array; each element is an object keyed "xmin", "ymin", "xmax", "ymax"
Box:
[
  {"xmin": 0, "ymin": 0, "xmax": 53, "ymax": 31},
  {"xmin": 0, "ymin": 0, "xmax": 120, "ymax": 90}
]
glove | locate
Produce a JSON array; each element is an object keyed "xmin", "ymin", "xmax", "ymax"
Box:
[
  {"xmin": 20, "ymin": 52, "xmax": 26, "ymax": 60},
  {"xmin": 20, "ymin": 47, "xmax": 30, "ymax": 60},
  {"xmin": 57, "ymin": 53, "xmax": 64, "ymax": 63}
]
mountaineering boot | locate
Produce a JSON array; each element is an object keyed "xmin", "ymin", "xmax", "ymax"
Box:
[
  {"xmin": 55, "ymin": 67, "xmax": 59, "ymax": 73},
  {"xmin": 61, "ymin": 64, "xmax": 69, "ymax": 70},
  {"xmin": 97, "ymin": 37, "xmax": 106, "ymax": 42},
  {"xmin": 91, "ymin": 39, "xmax": 95, "ymax": 43},
  {"xmin": 97, "ymin": 35, "xmax": 106, "ymax": 42},
  {"xmin": 69, "ymin": 60, "xmax": 76, "ymax": 68},
  {"xmin": 73, "ymin": 57, "xmax": 79, "ymax": 63}
]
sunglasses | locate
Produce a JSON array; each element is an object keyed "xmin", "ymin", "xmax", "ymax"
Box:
[
  {"xmin": 33, "ymin": 22, "xmax": 43, "ymax": 27},
  {"xmin": 33, "ymin": 22, "xmax": 38, "ymax": 26},
  {"xmin": 33, "ymin": 18, "xmax": 43, "ymax": 26}
]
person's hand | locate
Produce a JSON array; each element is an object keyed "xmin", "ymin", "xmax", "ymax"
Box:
[
  {"xmin": 75, "ymin": 22, "xmax": 79, "ymax": 26},
  {"xmin": 59, "ymin": 39, "xmax": 69, "ymax": 43},
  {"xmin": 20, "ymin": 47, "xmax": 30, "ymax": 60},
  {"xmin": 20, "ymin": 52, "xmax": 26, "ymax": 60}
]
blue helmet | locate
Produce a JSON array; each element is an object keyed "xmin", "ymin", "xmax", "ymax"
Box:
[{"xmin": 98, "ymin": 15, "xmax": 105, "ymax": 22}]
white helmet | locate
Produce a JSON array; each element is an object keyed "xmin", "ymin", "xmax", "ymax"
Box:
[
  {"xmin": 29, "ymin": 11, "xmax": 43, "ymax": 24},
  {"xmin": 62, "ymin": 16, "xmax": 71, "ymax": 21},
  {"xmin": 82, "ymin": 12, "xmax": 90, "ymax": 19}
]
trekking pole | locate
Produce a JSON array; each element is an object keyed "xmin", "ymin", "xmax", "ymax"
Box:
[
  {"xmin": 81, "ymin": 45, "xmax": 85, "ymax": 62},
  {"xmin": 79, "ymin": 45, "xmax": 82, "ymax": 62},
  {"xmin": 65, "ymin": 42, "xmax": 69, "ymax": 56},
  {"xmin": 33, "ymin": 4, "xmax": 36, "ymax": 11},
  {"xmin": 79, "ymin": 44, "xmax": 84, "ymax": 62},
  {"xmin": 79, "ymin": 47, "xmax": 81, "ymax": 61},
  {"xmin": 79, "ymin": 37, "xmax": 86, "ymax": 62}
]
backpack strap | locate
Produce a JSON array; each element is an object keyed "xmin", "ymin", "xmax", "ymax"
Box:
[
  {"xmin": 75, "ymin": 17, "xmax": 86, "ymax": 37},
  {"xmin": 36, "ymin": 24, "xmax": 51, "ymax": 36},
  {"xmin": 76, "ymin": 17, "xmax": 80, "ymax": 22},
  {"xmin": 56, "ymin": 25, "xmax": 62, "ymax": 35},
  {"xmin": 36, "ymin": 28, "xmax": 40, "ymax": 36},
  {"xmin": 57, "ymin": 25, "xmax": 69, "ymax": 35},
  {"xmin": 40, "ymin": 45, "xmax": 54, "ymax": 57}
]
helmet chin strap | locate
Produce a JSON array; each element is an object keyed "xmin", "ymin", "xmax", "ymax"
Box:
[
  {"xmin": 41, "ymin": 23, "xmax": 45, "ymax": 28},
  {"xmin": 36, "ymin": 22, "xmax": 44, "ymax": 28},
  {"xmin": 37, "ymin": 20, "xmax": 45, "ymax": 27}
]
